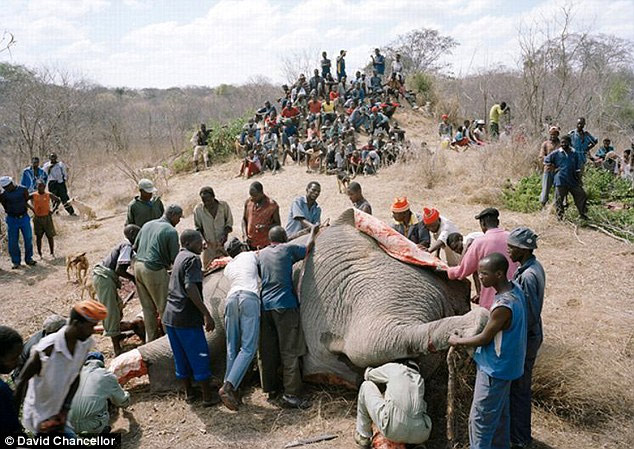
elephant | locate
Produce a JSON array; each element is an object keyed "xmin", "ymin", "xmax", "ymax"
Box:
[{"xmin": 126, "ymin": 208, "xmax": 488, "ymax": 391}]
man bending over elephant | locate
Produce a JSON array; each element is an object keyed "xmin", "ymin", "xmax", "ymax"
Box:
[
  {"xmin": 285, "ymin": 181, "xmax": 321, "ymax": 240},
  {"xmin": 257, "ymin": 224, "xmax": 318, "ymax": 409},
  {"xmin": 354, "ymin": 360, "xmax": 432, "ymax": 448}
]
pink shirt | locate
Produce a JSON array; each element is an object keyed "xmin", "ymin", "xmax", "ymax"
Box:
[{"xmin": 446, "ymin": 228, "xmax": 518, "ymax": 309}]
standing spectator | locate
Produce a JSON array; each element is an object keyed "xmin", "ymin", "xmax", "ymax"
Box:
[
  {"xmin": 370, "ymin": 48, "xmax": 385, "ymax": 77},
  {"xmin": 0, "ymin": 325, "xmax": 24, "ymax": 436},
  {"xmin": 489, "ymin": 102, "xmax": 508, "ymax": 140},
  {"xmin": 162, "ymin": 229, "xmax": 219, "ymax": 406},
  {"xmin": 438, "ymin": 114, "xmax": 453, "ymax": 141},
  {"xmin": 539, "ymin": 127, "xmax": 560, "ymax": 207},
  {"xmin": 391, "ymin": 53, "xmax": 404, "ymax": 81},
  {"xmin": 191, "ymin": 123, "xmax": 211, "ymax": 172},
  {"xmin": 42, "ymin": 153, "xmax": 75, "ymax": 216},
  {"xmin": 336, "ymin": 50, "xmax": 347, "ymax": 82},
  {"xmin": 346, "ymin": 182, "xmax": 372, "ymax": 215},
  {"xmin": 390, "ymin": 197, "xmax": 430, "ymax": 248},
  {"xmin": 258, "ymin": 225, "xmax": 318, "ymax": 409},
  {"xmin": 15, "ymin": 300, "xmax": 107, "ymax": 435},
  {"xmin": 194, "ymin": 186, "xmax": 233, "ymax": 267},
  {"xmin": 29, "ymin": 180, "xmax": 59, "ymax": 259},
  {"xmin": 285, "ymin": 181, "xmax": 322, "ymax": 238},
  {"xmin": 68, "ymin": 352, "xmax": 130, "ymax": 434},
  {"xmin": 446, "ymin": 208, "xmax": 518, "ymax": 309},
  {"xmin": 321, "ymin": 51, "xmax": 331, "ymax": 78},
  {"xmin": 568, "ymin": 117, "xmax": 597, "ymax": 165},
  {"xmin": 448, "ymin": 253, "xmax": 527, "ymax": 449},
  {"xmin": 20, "ymin": 157, "xmax": 48, "ymax": 193},
  {"xmin": 134, "ymin": 205, "xmax": 182, "ymax": 342},
  {"xmin": 126, "ymin": 179, "xmax": 165, "ymax": 228},
  {"xmin": 218, "ymin": 241, "xmax": 260, "ymax": 411},
  {"xmin": 242, "ymin": 182, "xmax": 280, "ymax": 250},
  {"xmin": 92, "ymin": 224, "xmax": 141, "ymax": 355},
  {"xmin": 507, "ymin": 227, "xmax": 546, "ymax": 449},
  {"xmin": 544, "ymin": 135, "xmax": 589, "ymax": 220},
  {"xmin": 422, "ymin": 207, "xmax": 461, "ymax": 266},
  {"xmin": 0, "ymin": 176, "xmax": 36, "ymax": 269}
]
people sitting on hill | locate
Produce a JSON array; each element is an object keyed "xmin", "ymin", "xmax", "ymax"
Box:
[
  {"xmin": 451, "ymin": 126, "xmax": 470, "ymax": 149},
  {"xmin": 594, "ymin": 138, "xmax": 614, "ymax": 164}
]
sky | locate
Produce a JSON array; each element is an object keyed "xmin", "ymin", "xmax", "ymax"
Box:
[{"xmin": 1, "ymin": 0, "xmax": 632, "ymax": 89}]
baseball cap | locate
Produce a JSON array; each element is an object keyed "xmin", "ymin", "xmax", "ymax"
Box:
[
  {"xmin": 508, "ymin": 227, "xmax": 538, "ymax": 249},
  {"xmin": 138, "ymin": 178, "xmax": 157, "ymax": 194},
  {"xmin": 474, "ymin": 207, "xmax": 499, "ymax": 220}
]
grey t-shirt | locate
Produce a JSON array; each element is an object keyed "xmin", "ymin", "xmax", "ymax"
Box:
[{"xmin": 162, "ymin": 249, "xmax": 204, "ymax": 328}]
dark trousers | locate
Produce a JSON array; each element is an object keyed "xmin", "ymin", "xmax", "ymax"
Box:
[
  {"xmin": 510, "ymin": 355, "xmax": 537, "ymax": 447},
  {"xmin": 257, "ymin": 308, "xmax": 305, "ymax": 396},
  {"xmin": 48, "ymin": 181, "xmax": 75, "ymax": 215},
  {"xmin": 554, "ymin": 184, "xmax": 587, "ymax": 219}
]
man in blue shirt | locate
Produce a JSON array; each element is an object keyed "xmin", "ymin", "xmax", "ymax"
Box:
[
  {"xmin": 285, "ymin": 181, "xmax": 322, "ymax": 238},
  {"xmin": 449, "ymin": 253, "xmax": 527, "ymax": 449},
  {"xmin": 320, "ymin": 51, "xmax": 331, "ymax": 78},
  {"xmin": 544, "ymin": 135, "xmax": 588, "ymax": 220},
  {"xmin": 507, "ymin": 228, "xmax": 546, "ymax": 449},
  {"xmin": 0, "ymin": 176, "xmax": 36, "ymax": 269},
  {"xmin": 20, "ymin": 157, "xmax": 48, "ymax": 193},
  {"xmin": 257, "ymin": 225, "xmax": 317, "ymax": 409},
  {"xmin": 568, "ymin": 117, "xmax": 597, "ymax": 165},
  {"xmin": 336, "ymin": 50, "xmax": 347, "ymax": 82},
  {"xmin": 370, "ymin": 48, "xmax": 385, "ymax": 76}
]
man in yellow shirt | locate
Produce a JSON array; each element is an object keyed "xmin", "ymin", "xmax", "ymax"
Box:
[{"xmin": 489, "ymin": 102, "xmax": 508, "ymax": 139}]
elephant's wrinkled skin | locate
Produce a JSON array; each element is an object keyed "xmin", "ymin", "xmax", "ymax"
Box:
[{"xmin": 137, "ymin": 208, "xmax": 486, "ymax": 391}]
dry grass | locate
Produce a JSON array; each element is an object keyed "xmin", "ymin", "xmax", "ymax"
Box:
[{"xmin": 0, "ymin": 110, "xmax": 632, "ymax": 448}]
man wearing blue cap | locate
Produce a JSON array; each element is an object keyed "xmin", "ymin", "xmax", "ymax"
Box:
[
  {"xmin": 0, "ymin": 176, "xmax": 36, "ymax": 269},
  {"xmin": 507, "ymin": 227, "xmax": 546, "ymax": 449}
]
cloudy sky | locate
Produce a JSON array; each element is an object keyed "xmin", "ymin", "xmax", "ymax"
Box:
[{"xmin": 1, "ymin": 0, "xmax": 632, "ymax": 88}]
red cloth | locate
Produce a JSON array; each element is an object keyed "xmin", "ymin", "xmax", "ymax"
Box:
[
  {"xmin": 110, "ymin": 349, "xmax": 147, "ymax": 385},
  {"xmin": 353, "ymin": 209, "xmax": 447, "ymax": 269},
  {"xmin": 281, "ymin": 106, "xmax": 300, "ymax": 118},
  {"xmin": 308, "ymin": 100, "xmax": 322, "ymax": 114}
]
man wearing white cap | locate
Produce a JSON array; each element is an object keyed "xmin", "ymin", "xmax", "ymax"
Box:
[
  {"xmin": 0, "ymin": 176, "xmax": 36, "ymax": 269},
  {"xmin": 126, "ymin": 178, "xmax": 165, "ymax": 228}
]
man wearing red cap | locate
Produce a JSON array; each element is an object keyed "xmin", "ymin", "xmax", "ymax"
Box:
[
  {"xmin": 446, "ymin": 208, "xmax": 518, "ymax": 309},
  {"xmin": 422, "ymin": 208, "xmax": 461, "ymax": 266},
  {"xmin": 438, "ymin": 114, "xmax": 453, "ymax": 141},
  {"xmin": 15, "ymin": 300, "xmax": 106, "ymax": 435},
  {"xmin": 390, "ymin": 197, "xmax": 430, "ymax": 248}
]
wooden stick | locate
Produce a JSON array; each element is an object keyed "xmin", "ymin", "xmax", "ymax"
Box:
[
  {"xmin": 587, "ymin": 223, "xmax": 631, "ymax": 244},
  {"xmin": 284, "ymin": 434, "xmax": 338, "ymax": 448},
  {"xmin": 446, "ymin": 346, "xmax": 457, "ymax": 449}
]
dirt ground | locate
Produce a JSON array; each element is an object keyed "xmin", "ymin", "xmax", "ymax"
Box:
[{"xmin": 1, "ymin": 111, "xmax": 633, "ymax": 448}]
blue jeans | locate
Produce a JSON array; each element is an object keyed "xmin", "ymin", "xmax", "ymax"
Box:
[
  {"xmin": 224, "ymin": 290, "xmax": 260, "ymax": 389},
  {"xmin": 540, "ymin": 172, "xmax": 554, "ymax": 205},
  {"xmin": 470, "ymin": 367, "xmax": 511, "ymax": 449},
  {"xmin": 6, "ymin": 214, "xmax": 33, "ymax": 265}
]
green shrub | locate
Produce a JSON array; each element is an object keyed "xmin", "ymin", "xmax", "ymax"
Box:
[
  {"xmin": 503, "ymin": 166, "xmax": 634, "ymax": 241},
  {"xmin": 408, "ymin": 72, "xmax": 435, "ymax": 103}
]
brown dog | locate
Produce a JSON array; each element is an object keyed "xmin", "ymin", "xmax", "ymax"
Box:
[
  {"xmin": 336, "ymin": 170, "xmax": 350, "ymax": 194},
  {"xmin": 66, "ymin": 252, "xmax": 89, "ymax": 284}
]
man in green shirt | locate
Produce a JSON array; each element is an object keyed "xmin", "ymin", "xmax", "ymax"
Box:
[
  {"xmin": 126, "ymin": 179, "xmax": 165, "ymax": 228},
  {"xmin": 133, "ymin": 204, "xmax": 182, "ymax": 342},
  {"xmin": 489, "ymin": 102, "xmax": 508, "ymax": 140}
]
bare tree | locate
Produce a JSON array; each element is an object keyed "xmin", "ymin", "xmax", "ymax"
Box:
[
  {"xmin": 383, "ymin": 28, "xmax": 458, "ymax": 75},
  {"xmin": 280, "ymin": 47, "xmax": 320, "ymax": 84}
]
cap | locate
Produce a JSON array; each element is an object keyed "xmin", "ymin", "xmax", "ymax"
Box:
[
  {"xmin": 371, "ymin": 106, "xmax": 379, "ymax": 112},
  {"xmin": 43, "ymin": 314, "xmax": 67, "ymax": 334},
  {"xmin": 475, "ymin": 207, "xmax": 499, "ymax": 220},
  {"xmin": 441, "ymin": 114, "xmax": 449, "ymax": 120},
  {"xmin": 422, "ymin": 207, "xmax": 440, "ymax": 225},
  {"xmin": 86, "ymin": 351, "xmax": 105, "ymax": 362},
  {"xmin": 391, "ymin": 197, "xmax": 410, "ymax": 213},
  {"xmin": 73, "ymin": 300, "xmax": 107, "ymax": 323},
  {"xmin": 476, "ymin": 119, "xmax": 485, "ymax": 125},
  {"xmin": 507, "ymin": 226, "xmax": 538, "ymax": 249},
  {"xmin": 138, "ymin": 178, "xmax": 157, "ymax": 194},
  {"xmin": 0, "ymin": 176, "xmax": 13, "ymax": 188}
]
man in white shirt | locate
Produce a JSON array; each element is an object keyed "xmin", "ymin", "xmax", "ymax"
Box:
[
  {"xmin": 218, "ymin": 239, "xmax": 260, "ymax": 411},
  {"xmin": 14, "ymin": 300, "xmax": 107, "ymax": 434},
  {"xmin": 42, "ymin": 153, "xmax": 75, "ymax": 216},
  {"xmin": 422, "ymin": 207, "xmax": 461, "ymax": 266},
  {"xmin": 355, "ymin": 361, "xmax": 432, "ymax": 448}
]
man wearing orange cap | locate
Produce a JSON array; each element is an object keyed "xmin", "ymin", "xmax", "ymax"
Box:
[
  {"xmin": 15, "ymin": 300, "xmax": 106, "ymax": 435},
  {"xmin": 390, "ymin": 197, "xmax": 430, "ymax": 248},
  {"xmin": 438, "ymin": 114, "xmax": 452, "ymax": 141},
  {"xmin": 422, "ymin": 207, "xmax": 461, "ymax": 266}
]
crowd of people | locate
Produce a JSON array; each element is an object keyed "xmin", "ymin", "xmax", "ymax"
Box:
[{"xmin": 191, "ymin": 49, "xmax": 412, "ymax": 179}]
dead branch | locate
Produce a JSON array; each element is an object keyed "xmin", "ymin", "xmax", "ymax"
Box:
[{"xmin": 586, "ymin": 223, "xmax": 632, "ymax": 244}]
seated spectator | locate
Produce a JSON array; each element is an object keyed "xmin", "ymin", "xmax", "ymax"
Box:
[
  {"xmin": 602, "ymin": 151, "xmax": 620, "ymax": 175},
  {"xmin": 594, "ymin": 138, "xmax": 614, "ymax": 164},
  {"xmin": 451, "ymin": 126, "xmax": 470, "ymax": 148},
  {"xmin": 68, "ymin": 352, "xmax": 130, "ymax": 434},
  {"xmin": 370, "ymin": 107, "xmax": 390, "ymax": 134},
  {"xmin": 321, "ymin": 98, "xmax": 337, "ymax": 123},
  {"xmin": 473, "ymin": 120, "xmax": 487, "ymax": 144},
  {"xmin": 390, "ymin": 197, "xmax": 430, "ymax": 248},
  {"xmin": 622, "ymin": 148, "xmax": 633, "ymax": 181},
  {"xmin": 237, "ymin": 150, "xmax": 261, "ymax": 179},
  {"xmin": 438, "ymin": 115, "xmax": 453, "ymax": 140},
  {"xmin": 369, "ymin": 70, "xmax": 383, "ymax": 94},
  {"xmin": 363, "ymin": 150, "xmax": 380, "ymax": 175}
]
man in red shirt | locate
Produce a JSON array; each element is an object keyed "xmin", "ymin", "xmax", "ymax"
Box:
[{"xmin": 242, "ymin": 182, "xmax": 281, "ymax": 250}]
